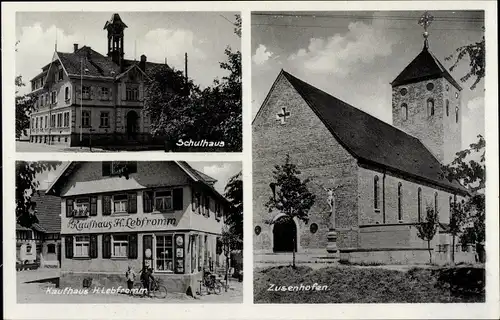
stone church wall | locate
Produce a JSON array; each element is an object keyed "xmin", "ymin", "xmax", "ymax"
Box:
[{"xmin": 253, "ymin": 73, "xmax": 359, "ymax": 254}]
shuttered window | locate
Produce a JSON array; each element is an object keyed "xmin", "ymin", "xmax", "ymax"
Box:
[
  {"xmin": 65, "ymin": 236, "xmax": 73, "ymax": 258},
  {"xmin": 102, "ymin": 234, "xmax": 111, "ymax": 258},
  {"xmin": 102, "ymin": 195, "xmax": 112, "ymax": 215},
  {"xmin": 66, "ymin": 199, "xmax": 74, "ymax": 217},
  {"xmin": 90, "ymin": 196, "xmax": 98, "ymax": 216}
]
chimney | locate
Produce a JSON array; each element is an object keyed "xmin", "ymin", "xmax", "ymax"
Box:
[
  {"xmin": 73, "ymin": 44, "xmax": 79, "ymax": 52},
  {"xmin": 139, "ymin": 54, "xmax": 147, "ymax": 72}
]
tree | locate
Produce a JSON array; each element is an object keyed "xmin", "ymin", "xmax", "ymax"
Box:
[
  {"xmin": 220, "ymin": 225, "xmax": 242, "ymax": 291},
  {"xmin": 445, "ymin": 28, "xmax": 485, "ymax": 90},
  {"xmin": 143, "ymin": 14, "xmax": 242, "ymax": 152},
  {"xmin": 265, "ymin": 154, "xmax": 316, "ymax": 267},
  {"xmin": 16, "ymin": 75, "xmax": 38, "ymax": 139},
  {"xmin": 16, "ymin": 161, "xmax": 61, "ymax": 228},
  {"xmin": 224, "ymin": 170, "xmax": 243, "ymax": 243},
  {"xmin": 442, "ymin": 135, "xmax": 486, "ymax": 262},
  {"xmin": 449, "ymin": 202, "xmax": 467, "ymax": 265},
  {"xmin": 415, "ymin": 205, "xmax": 439, "ymax": 264}
]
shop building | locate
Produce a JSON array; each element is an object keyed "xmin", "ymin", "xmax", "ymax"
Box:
[{"xmin": 46, "ymin": 161, "xmax": 228, "ymax": 294}]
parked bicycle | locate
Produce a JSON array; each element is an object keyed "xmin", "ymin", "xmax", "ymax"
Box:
[
  {"xmin": 200, "ymin": 272, "xmax": 227, "ymax": 295},
  {"xmin": 133, "ymin": 277, "xmax": 167, "ymax": 299}
]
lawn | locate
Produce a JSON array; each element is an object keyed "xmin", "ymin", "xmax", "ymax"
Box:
[{"xmin": 254, "ymin": 265, "xmax": 485, "ymax": 303}]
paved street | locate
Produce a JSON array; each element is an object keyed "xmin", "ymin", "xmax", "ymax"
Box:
[{"xmin": 17, "ymin": 269, "xmax": 243, "ymax": 303}]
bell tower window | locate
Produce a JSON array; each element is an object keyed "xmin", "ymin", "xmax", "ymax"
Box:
[
  {"xmin": 455, "ymin": 106, "xmax": 459, "ymax": 123},
  {"xmin": 427, "ymin": 98, "xmax": 434, "ymax": 117},
  {"xmin": 401, "ymin": 103, "xmax": 408, "ymax": 121}
]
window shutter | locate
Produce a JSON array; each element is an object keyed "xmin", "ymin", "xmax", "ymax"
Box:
[
  {"xmin": 66, "ymin": 199, "xmax": 74, "ymax": 217},
  {"xmin": 90, "ymin": 196, "xmax": 98, "ymax": 216},
  {"xmin": 143, "ymin": 191, "xmax": 153, "ymax": 213},
  {"xmin": 65, "ymin": 236, "xmax": 73, "ymax": 258},
  {"xmin": 90, "ymin": 234, "xmax": 98, "ymax": 258},
  {"xmin": 128, "ymin": 193, "xmax": 137, "ymax": 214},
  {"xmin": 102, "ymin": 234, "xmax": 111, "ymax": 259},
  {"xmin": 102, "ymin": 162, "xmax": 111, "ymax": 176},
  {"xmin": 128, "ymin": 234, "xmax": 138, "ymax": 259},
  {"xmin": 102, "ymin": 195, "xmax": 112, "ymax": 216},
  {"xmin": 173, "ymin": 188, "xmax": 183, "ymax": 211}
]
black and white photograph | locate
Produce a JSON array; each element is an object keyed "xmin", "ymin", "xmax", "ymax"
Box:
[
  {"xmin": 252, "ymin": 11, "xmax": 487, "ymax": 303},
  {"xmin": 15, "ymin": 11, "xmax": 242, "ymax": 152},
  {"xmin": 15, "ymin": 160, "xmax": 243, "ymax": 303}
]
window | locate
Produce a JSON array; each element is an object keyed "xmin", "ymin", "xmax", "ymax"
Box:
[
  {"xmin": 45, "ymin": 115, "xmax": 48, "ymax": 128},
  {"xmin": 417, "ymin": 188, "xmax": 422, "ymax": 222},
  {"xmin": 35, "ymin": 117, "xmax": 39, "ymax": 129},
  {"xmin": 401, "ymin": 103, "xmax": 408, "ymax": 121},
  {"xmin": 45, "ymin": 94, "xmax": 49, "ymax": 106},
  {"xmin": 63, "ymin": 112, "xmax": 70, "ymax": 127},
  {"xmin": 434, "ymin": 192, "xmax": 439, "ymax": 214},
  {"xmin": 426, "ymin": 82, "xmax": 434, "ymax": 91},
  {"xmin": 82, "ymin": 86, "xmax": 91, "ymax": 100},
  {"xmin": 74, "ymin": 235, "xmax": 90, "ymax": 257},
  {"xmin": 65, "ymin": 87, "xmax": 70, "ymax": 100},
  {"xmin": 193, "ymin": 192, "xmax": 201, "ymax": 214},
  {"xmin": 455, "ymin": 106, "xmax": 459, "ymax": 123},
  {"xmin": 112, "ymin": 234, "xmax": 128, "ymax": 257},
  {"xmin": 47, "ymin": 244, "xmax": 56, "ymax": 254},
  {"xmin": 155, "ymin": 190, "xmax": 173, "ymax": 213},
  {"xmin": 155, "ymin": 235, "xmax": 174, "ymax": 272},
  {"xmin": 446, "ymin": 100, "xmax": 449, "ymax": 116},
  {"xmin": 100, "ymin": 112, "xmax": 110, "ymax": 127},
  {"xmin": 40, "ymin": 117, "xmax": 43, "ymax": 129},
  {"xmin": 57, "ymin": 113, "xmax": 62, "ymax": 128},
  {"xmin": 74, "ymin": 197, "xmax": 90, "ymax": 217},
  {"xmin": 113, "ymin": 194, "xmax": 128, "ymax": 213},
  {"xmin": 126, "ymin": 86, "xmax": 139, "ymax": 101},
  {"xmin": 374, "ymin": 176, "xmax": 380, "ymax": 210},
  {"xmin": 51, "ymin": 91, "xmax": 57, "ymax": 104},
  {"xmin": 101, "ymin": 87, "xmax": 110, "ymax": 100},
  {"xmin": 82, "ymin": 110, "xmax": 91, "ymax": 128},
  {"xmin": 51, "ymin": 114, "xmax": 56, "ymax": 128},
  {"xmin": 40, "ymin": 94, "xmax": 44, "ymax": 107},
  {"xmin": 215, "ymin": 202, "xmax": 222, "ymax": 219},
  {"xmin": 397, "ymin": 182, "xmax": 403, "ymax": 221},
  {"xmin": 427, "ymin": 99, "xmax": 434, "ymax": 116},
  {"xmin": 58, "ymin": 69, "xmax": 64, "ymax": 81},
  {"xmin": 399, "ymin": 88, "xmax": 407, "ymax": 96}
]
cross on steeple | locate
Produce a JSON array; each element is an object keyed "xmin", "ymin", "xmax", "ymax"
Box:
[
  {"xmin": 276, "ymin": 107, "xmax": 291, "ymax": 124},
  {"xmin": 418, "ymin": 11, "xmax": 434, "ymax": 49}
]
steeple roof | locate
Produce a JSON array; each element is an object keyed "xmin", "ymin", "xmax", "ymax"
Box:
[
  {"xmin": 391, "ymin": 47, "xmax": 462, "ymax": 90},
  {"xmin": 103, "ymin": 13, "xmax": 128, "ymax": 29}
]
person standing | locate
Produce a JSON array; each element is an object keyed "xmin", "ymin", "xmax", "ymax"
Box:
[{"xmin": 125, "ymin": 266, "xmax": 136, "ymax": 296}]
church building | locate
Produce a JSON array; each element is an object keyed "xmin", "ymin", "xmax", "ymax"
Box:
[
  {"xmin": 253, "ymin": 26, "xmax": 475, "ymax": 265},
  {"xmin": 27, "ymin": 13, "xmax": 180, "ymax": 147}
]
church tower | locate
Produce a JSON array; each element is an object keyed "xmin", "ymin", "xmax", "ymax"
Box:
[
  {"xmin": 104, "ymin": 13, "xmax": 128, "ymax": 69},
  {"xmin": 391, "ymin": 12, "xmax": 462, "ymax": 165}
]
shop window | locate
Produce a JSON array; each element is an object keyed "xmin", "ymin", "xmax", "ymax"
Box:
[
  {"xmin": 74, "ymin": 235, "xmax": 90, "ymax": 257},
  {"xmin": 112, "ymin": 234, "xmax": 128, "ymax": 258},
  {"xmin": 155, "ymin": 235, "xmax": 174, "ymax": 272},
  {"xmin": 154, "ymin": 190, "xmax": 173, "ymax": 213},
  {"xmin": 113, "ymin": 194, "xmax": 128, "ymax": 213},
  {"xmin": 47, "ymin": 244, "xmax": 56, "ymax": 254}
]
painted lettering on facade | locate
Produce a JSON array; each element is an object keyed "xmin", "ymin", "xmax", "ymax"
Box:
[{"xmin": 67, "ymin": 216, "xmax": 177, "ymax": 232}]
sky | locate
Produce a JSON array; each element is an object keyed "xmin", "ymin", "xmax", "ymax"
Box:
[
  {"xmin": 251, "ymin": 11, "xmax": 485, "ymax": 149},
  {"xmin": 36, "ymin": 161, "xmax": 241, "ymax": 195},
  {"xmin": 16, "ymin": 11, "xmax": 240, "ymax": 95}
]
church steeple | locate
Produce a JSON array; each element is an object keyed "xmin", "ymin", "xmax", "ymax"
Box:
[{"xmin": 104, "ymin": 13, "xmax": 128, "ymax": 69}]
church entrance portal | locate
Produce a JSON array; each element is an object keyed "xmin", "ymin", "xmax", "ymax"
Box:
[
  {"xmin": 273, "ymin": 218, "xmax": 297, "ymax": 253},
  {"xmin": 126, "ymin": 111, "xmax": 139, "ymax": 139}
]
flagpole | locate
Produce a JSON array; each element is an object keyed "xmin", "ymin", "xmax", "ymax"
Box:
[{"xmin": 80, "ymin": 58, "xmax": 83, "ymax": 145}]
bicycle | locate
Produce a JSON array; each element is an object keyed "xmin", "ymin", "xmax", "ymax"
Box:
[{"xmin": 133, "ymin": 278, "xmax": 167, "ymax": 299}]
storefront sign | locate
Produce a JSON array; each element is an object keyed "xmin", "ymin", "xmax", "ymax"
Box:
[{"xmin": 67, "ymin": 216, "xmax": 177, "ymax": 232}]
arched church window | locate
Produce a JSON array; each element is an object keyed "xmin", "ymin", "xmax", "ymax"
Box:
[
  {"xmin": 434, "ymin": 192, "xmax": 439, "ymax": 214},
  {"xmin": 427, "ymin": 99, "xmax": 435, "ymax": 116},
  {"xmin": 426, "ymin": 82, "xmax": 434, "ymax": 91},
  {"xmin": 417, "ymin": 188, "xmax": 422, "ymax": 222},
  {"xmin": 455, "ymin": 106, "xmax": 459, "ymax": 123},
  {"xmin": 398, "ymin": 182, "xmax": 403, "ymax": 221},
  {"xmin": 374, "ymin": 176, "xmax": 380, "ymax": 210},
  {"xmin": 401, "ymin": 103, "xmax": 408, "ymax": 121},
  {"xmin": 446, "ymin": 100, "xmax": 449, "ymax": 116}
]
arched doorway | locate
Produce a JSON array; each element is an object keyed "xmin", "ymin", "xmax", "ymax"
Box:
[
  {"xmin": 273, "ymin": 217, "xmax": 297, "ymax": 253},
  {"xmin": 126, "ymin": 110, "xmax": 139, "ymax": 139}
]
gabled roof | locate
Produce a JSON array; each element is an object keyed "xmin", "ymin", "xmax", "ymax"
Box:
[
  {"xmin": 57, "ymin": 46, "xmax": 120, "ymax": 78},
  {"xmin": 46, "ymin": 162, "xmax": 229, "ymax": 205},
  {"xmin": 30, "ymin": 190, "xmax": 61, "ymax": 233},
  {"xmin": 280, "ymin": 70, "xmax": 467, "ymax": 195},
  {"xmin": 391, "ymin": 46, "xmax": 462, "ymax": 90},
  {"xmin": 103, "ymin": 13, "xmax": 128, "ymax": 29}
]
